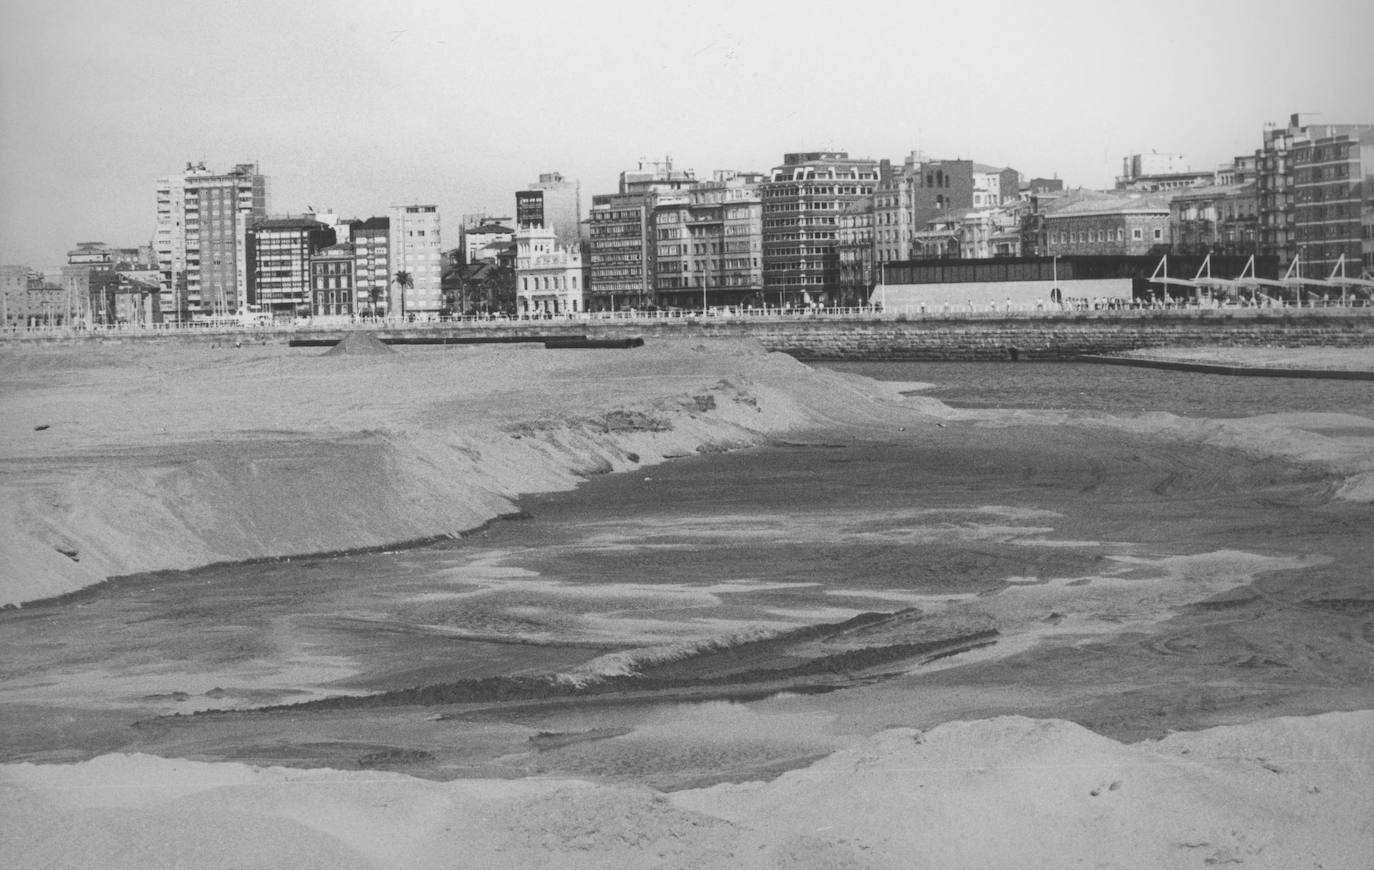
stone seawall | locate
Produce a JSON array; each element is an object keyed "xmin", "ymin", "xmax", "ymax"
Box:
[
  {"xmin": 626, "ymin": 312, "xmax": 1374, "ymax": 362},
  {"xmin": 10, "ymin": 310, "xmax": 1374, "ymax": 362}
]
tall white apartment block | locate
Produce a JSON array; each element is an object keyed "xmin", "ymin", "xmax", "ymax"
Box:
[
  {"xmin": 154, "ymin": 161, "xmax": 267, "ymax": 321},
  {"xmin": 388, "ymin": 204, "xmax": 443, "ymax": 316}
]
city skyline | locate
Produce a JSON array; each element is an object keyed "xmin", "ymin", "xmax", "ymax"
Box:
[{"xmin": 3, "ymin": 0, "xmax": 1373, "ymax": 275}]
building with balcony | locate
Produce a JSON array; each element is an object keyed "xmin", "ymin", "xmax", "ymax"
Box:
[
  {"xmin": 1255, "ymin": 114, "xmax": 1374, "ymax": 271},
  {"xmin": 515, "ymin": 171, "xmax": 584, "ymax": 250},
  {"xmin": 837, "ymin": 197, "xmax": 876, "ymax": 306},
  {"xmin": 651, "ymin": 173, "xmax": 764, "ymax": 309},
  {"xmin": 389, "ymin": 205, "xmax": 444, "ymax": 316},
  {"xmin": 588, "ymin": 193, "xmax": 652, "ymax": 310},
  {"xmin": 310, "ymin": 243, "xmax": 357, "ymax": 317},
  {"xmin": 514, "ymin": 226, "xmax": 588, "ymax": 315},
  {"xmin": 1169, "ymin": 182, "xmax": 1259, "ymax": 256},
  {"xmin": 154, "ymin": 161, "xmax": 267, "ymax": 321},
  {"xmin": 351, "ymin": 217, "xmax": 391, "ymax": 316},
  {"xmin": 1290, "ymin": 126, "xmax": 1374, "ymax": 276},
  {"xmin": 761, "ymin": 151, "xmax": 880, "ymax": 306},
  {"xmin": 246, "ymin": 217, "xmax": 336, "ymax": 316}
]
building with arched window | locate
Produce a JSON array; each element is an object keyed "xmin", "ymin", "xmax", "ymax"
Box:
[
  {"xmin": 515, "ymin": 226, "xmax": 588, "ymax": 315},
  {"xmin": 310, "ymin": 242, "xmax": 357, "ymax": 317}
]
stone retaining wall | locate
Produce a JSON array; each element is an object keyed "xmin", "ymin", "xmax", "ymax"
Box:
[
  {"xmin": 620, "ymin": 314, "xmax": 1374, "ymax": 361},
  {"xmin": 9, "ymin": 311, "xmax": 1374, "ymax": 361}
]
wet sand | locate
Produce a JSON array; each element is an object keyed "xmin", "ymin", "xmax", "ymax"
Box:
[
  {"xmin": 2, "ymin": 340, "xmax": 1372, "ymax": 868},
  {"xmin": 4, "ymin": 372, "xmax": 1371, "ymax": 792}
]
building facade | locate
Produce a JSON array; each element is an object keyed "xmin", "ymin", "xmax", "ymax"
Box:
[
  {"xmin": 462, "ymin": 222, "xmax": 515, "ymax": 265},
  {"xmin": 651, "ymin": 174, "xmax": 764, "ymax": 309},
  {"xmin": 761, "ymin": 151, "xmax": 881, "ymax": 306},
  {"xmin": 1042, "ymin": 193, "xmax": 1172, "ymax": 257},
  {"xmin": 351, "ymin": 217, "xmax": 390, "ymax": 316},
  {"xmin": 389, "ymin": 205, "xmax": 444, "ymax": 316},
  {"xmin": 972, "ymin": 164, "xmax": 1021, "ymax": 208},
  {"xmin": 515, "ymin": 171, "xmax": 583, "ymax": 250},
  {"xmin": 837, "ymin": 197, "xmax": 876, "ymax": 305},
  {"xmin": 1169, "ymin": 182, "xmax": 1260, "ymax": 256},
  {"xmin": 1116, "ymin": 152, "xmax": 1213, "ymax": 191},
  {"xmin": 1290, "ymin": 126, "xmax": 1374, "ymax": 276},
  {"xmin": 588, "ymin": 193, "xmax": 653, "ymax": 310},
  {"xmin": 1255, "ymin": 114, "xmax": 1374, "ymax": 271},
  {"xmin": 514, "ymin": 226, "xmax": 588, "ymax": 315},
  {"xmin": 246, "ymin": 217, "xmax": 336, "ymax": 316},
  {"xmin": 154, "ymin": 161, "xmax": 268, "ymax": 321},
  {"xmin": 310, "ymin": 242, "xmax": 357, "ymax": 317}
]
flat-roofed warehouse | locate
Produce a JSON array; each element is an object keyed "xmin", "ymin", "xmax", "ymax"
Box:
[{"xmin": 869, "ymin": 255, "xmax": 1278, "ymax": 312}]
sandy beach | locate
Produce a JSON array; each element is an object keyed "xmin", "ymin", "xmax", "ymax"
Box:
[{"xmin": 2, "ymin": 336, "xmax": 1372, "ymax": 868}]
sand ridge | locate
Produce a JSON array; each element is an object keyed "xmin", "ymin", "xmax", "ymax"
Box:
[
  {"xmin": 2, "ymin": 338, "xmax": 1372, "ymax": 867},
  {"xmin": 3, "ymin": 711, "xmax": 1370, "ymax": 869}
]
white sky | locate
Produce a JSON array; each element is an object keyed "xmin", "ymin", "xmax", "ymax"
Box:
[{"xmin": 3, "ymin": 0, "xmax": 1372, "ymax": 273}]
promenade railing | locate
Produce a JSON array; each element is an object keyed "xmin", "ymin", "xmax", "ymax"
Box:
[{"xmin": 4, "ymin": 298, "xmax": 1373, "ymax": 340}]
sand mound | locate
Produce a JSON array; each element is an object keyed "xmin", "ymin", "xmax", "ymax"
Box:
[
  {"xmin": 3, "ymin": 712, "xmax": 1370, "ymax": 868},
  {"xmin": 322, "ymin": 332, "xmax": 394, "ymax": 355}
]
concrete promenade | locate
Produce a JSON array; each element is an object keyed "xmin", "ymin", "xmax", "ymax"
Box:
[{"xmin": 6, "ymin": 306, "xmax": 1374, "ymax": 363}]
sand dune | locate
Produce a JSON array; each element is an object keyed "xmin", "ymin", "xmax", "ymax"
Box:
[
  {"xmin": 4, "ymin": 711, "xmax": 1370, "ymax": 869},
  {"xmin": 2, "ymin": 338, "xmax": 1372, "ymax": 868}
]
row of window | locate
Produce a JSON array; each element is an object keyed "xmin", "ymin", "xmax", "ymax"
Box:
[
  {"xmin": 1050, "ymin": 227, "xmax": 1164, "ymax": 244},
  {"xmin": 520, "ymin": 275, "xmax": 580, "ymax": 292}
]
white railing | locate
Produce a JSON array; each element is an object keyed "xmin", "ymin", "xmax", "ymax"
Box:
[{"xmin": 4, "ymin": 298, "xmax": 1372, "ymax": 340}]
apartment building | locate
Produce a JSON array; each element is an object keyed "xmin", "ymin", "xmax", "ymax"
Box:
[
  {"xmin": 761, "ymin": 151, "xmax": 880, "ymax": 306},
  {"xmin": 389, "ymin": 205, "xmax": 444, "ymax": 316},
  {"xmin": 515, "ymin": 171, "xmax": 584, "ymax": 250},
  {"xmin": 352, "ymin": 217, "xmax": 390, "ymax": 316},
  {"xmin": 588, "ymin": 193, "xmax": 652, "ymax": 310},
  {"xmin": 651, "ymin": 172, "xmax": 764, "ymax": 309},
  {"xmin": 310, "ymin": 242, "xmax": 357, "ymax": 317},
  {"xmin": 1169, "ymin": 182, "xmax": 1260, "ymax": 256},
  {"xmin": 154, "ymin": 161, "xmax": 267, "ymax": 321},
  {"xmin": 837, "ymin": 197, "xmax": 876, "ymax": 305},
  {"xmin": 246, "ymin": 217, "xmax": 336, "ymax": 316},
  {"xmin": 1290, "ymin": 126, "xmax": 1374, "ymax": 276}
]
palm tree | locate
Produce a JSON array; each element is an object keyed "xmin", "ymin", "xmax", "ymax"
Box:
[{"xmin": 392, "ymin": 270, "xmax": 413, "ymax": 321}]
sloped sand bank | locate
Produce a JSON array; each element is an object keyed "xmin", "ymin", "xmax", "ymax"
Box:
[
  {"xmin": 2, "ymin": 338, "xmax": 1372, "ymax": 867},
  {"xmin": 4, "ymin": 712, "xmax": 1370, "ymax": 869}
]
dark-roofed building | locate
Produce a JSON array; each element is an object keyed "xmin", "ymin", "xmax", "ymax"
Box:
[
  {"xmin": 352, "ymin": 217, "xmax": 391, "ymax": 317},
  {"xmin": 462, "ymin": 222, "xmax": 515, "ymax": 265},
  {"xmin": 1043, "ymin": 192, "xmax": 1172, "ymax": 257}
]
